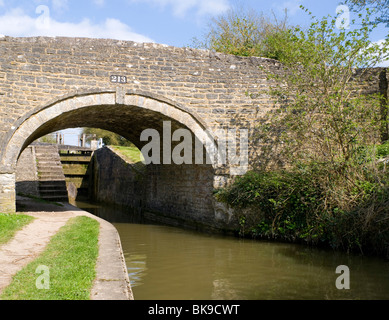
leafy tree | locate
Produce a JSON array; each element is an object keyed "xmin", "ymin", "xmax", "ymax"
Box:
[
  {"xmin": 343, "ymin": 0, "xmax": 389, "ymax": 26},
  {"xmin": 258, "ymin": 6, "xmax": 389, "ymax": 174},
  {"xmin": 36, "ymin": 134, "xmax": 57, "ymax": 144},
  {"xmin": 191, "ymin": 6, "xmax": 291, "ymax": 59}
]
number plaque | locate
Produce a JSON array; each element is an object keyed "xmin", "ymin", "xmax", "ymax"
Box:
[{"xmin": 110, "ymin": 75, "xmax": 127, "ymax": 84}]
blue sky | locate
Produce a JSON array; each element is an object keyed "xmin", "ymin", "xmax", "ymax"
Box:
[
  {"xmin": 0, "ymin": 0, "xmax": 387, "ymax": 145},
  {"xmin": 0, "ymin": 0, "xmax": 387, "ymax": 47}
]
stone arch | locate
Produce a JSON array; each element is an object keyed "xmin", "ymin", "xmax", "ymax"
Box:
[
  {"xmin": 1, "ymin": 89, "xmax": 217, "ymax": 170},
  {"xmin": 0, "ymin": 89, "xmax": 222, "ymax": 221}
]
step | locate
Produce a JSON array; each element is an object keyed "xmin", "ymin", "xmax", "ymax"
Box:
[
  {"xmin": 38, "ymin": 164, "xmax": 63, "ymax": 168},
  {"xmin": 36, "ymin": 153, "xmax": 60, "ymax": 157},
  {"xmin": 36, "ymin": 151, "xmax": 58, "ymax": 155},
  {"xmin": 39, "ymin": 177, "xmax": 66, "ymax": 181},
  {"xmin": 38, "ymin": 168, "xmax": 64, "ymax": 173},
  {"xmin": 40, "ymin": 195, "xmax": 69, "ymax": 202},
  {"xmin": 39, "ymin": 184, "xmax": 67, "ymax": 189},
  {"xmin": 37, "ymin": 168, "xmax": 63, "ymax": 173},
  {"xmin": 40, "ymin": 192, "xmax": 69, "ymax": 198},
  {"xmin": 39, "ymin": 180, "xmax": 67, "ymax": 185},
  {"xmin": 37, "ymin": 159, "xmax": 62, "ymax": 163},
  {"xmin": 37, "ymin": 166, "xmax": 64, "ymax": 170},
  {"xmin": 37, "ymin": 159, "xmax": 61, "ymax": 164},
  {"xmin": 39, "ymin": 183, "xmax": 67, "ymax": 189},
  {"xmin": 35, "ymin": 151, "xmax": 59, "ymax": 155},
  {"xmin": 40, "ymin": 191, "xmax": 68, "ymax": 196},
  {"xmin": 40, "ymin": 192, "xmax": 68, "ymax": 197},
  {"xmin": 38, "ymin": 168, "xmax": 64, "ymax": 175},
  {"xmin": 35, "ymin": 152, "xmax": 58, "ymax": 155},
  {"xmin": 38, "ymin": 172, "xmax": 65, "ymax": 177},
  {"xmin": 37, "ymin": 159, "xmax": 61, "ymax": 162},
  {"xmin": 40, "ymin": 190, "xmax": 68, "ymax": 194},
  {"xmin": 39, "ymin": 182, "xmax": 67, "ymax": 186}
]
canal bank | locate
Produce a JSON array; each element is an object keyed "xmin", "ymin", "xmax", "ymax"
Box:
[{"xmin": 0, "ymin": 196, "xmax": 133, "ymax": 300}]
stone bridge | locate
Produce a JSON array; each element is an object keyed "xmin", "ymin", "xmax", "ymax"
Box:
[{"xmin": 0, "ymin": 36, "xmax": 386, "ymax": 230}]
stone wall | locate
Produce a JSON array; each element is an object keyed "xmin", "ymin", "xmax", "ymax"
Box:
[
  {"xmin": 90, "ymin": 146, "xmax": 145, "ymax": 210},
  {"xmin": 91, "ymin": 146, "xmax": 237, "ymax": 232},
  {"xmin": 144, "ymin": 163, "xmax": 216, "ymax": 229},
  {"xmin": 15, "ymin": 145, "xmax": 39, "ymax": 197}
]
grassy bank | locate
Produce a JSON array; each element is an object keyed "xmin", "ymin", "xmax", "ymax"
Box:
[
  {"xmin": 215, "ymin": 145, "xmax": 389, "ymax": 257},
  {"xmin": 1, "ymin": 215, "xmax": 100, "ymax": 300},
  {"xmin": 0, "ymin": 213, "xmax": 35, "ymax": 245},
  {"xmin": 110, "ymin": 145, "xmax": 144, "ymax": 163}
]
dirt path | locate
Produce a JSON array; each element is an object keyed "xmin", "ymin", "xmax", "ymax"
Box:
[
  {"xmin": 0, "ymin": 212, "xmax": 71, "ymax": 294},
  {"xmin": 0, "ymin": 197, "xmax": 133, "ymax": 300}
]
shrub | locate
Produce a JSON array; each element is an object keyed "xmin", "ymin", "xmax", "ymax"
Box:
[{"xmin": 216, "ymin": 161, "xmax": 389, "ymax": 256}]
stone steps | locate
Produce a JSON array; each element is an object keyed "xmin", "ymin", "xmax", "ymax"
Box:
[
  {"xmin": 35, "ymin": 145, "xmax": 69, "ymax": 202},
  {"xmin": 39, "ymin": 181, "xmax": 68, "ymax": 190}
]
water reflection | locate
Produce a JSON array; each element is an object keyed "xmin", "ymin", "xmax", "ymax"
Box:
[
  {"xmin": 127, "ymin": 254, "xmax": 147, "ymax": 287},
  {"xmin": 75, "ymin": 201, "xmax": 389, "ymax": 300}
]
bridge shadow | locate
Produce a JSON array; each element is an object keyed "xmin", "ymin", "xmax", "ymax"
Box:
[{"xmin": 16, "ymin": 193, "xmax": 83, "ymax": 213}]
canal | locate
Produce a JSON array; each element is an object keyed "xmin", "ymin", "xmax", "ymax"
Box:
[{"xmin": 75, "ymin": 201, "xmax": 389, "ymax": 300}]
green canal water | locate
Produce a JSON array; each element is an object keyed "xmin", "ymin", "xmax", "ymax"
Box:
[{"xmin": 75, "ymin": 201, "xmax": 389, "ymax": 300}]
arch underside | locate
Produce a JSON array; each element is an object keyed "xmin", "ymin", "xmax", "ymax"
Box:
[{"xmin": 21, "ymin": 103, "xmax": 194, "ymax": 154}]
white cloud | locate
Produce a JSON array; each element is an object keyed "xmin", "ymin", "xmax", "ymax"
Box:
[
  {"xmin": 0, "ymin": 8, "xmax": 154, "ymax": 42},
  {"xmin": 128, "ymin": 0, "xmax": 230, "ymax": 18}
]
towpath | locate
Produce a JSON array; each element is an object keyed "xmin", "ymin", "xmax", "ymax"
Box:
[{"xmin": 0, "ymin": 196, "xmax": 133, "ymax": 300}]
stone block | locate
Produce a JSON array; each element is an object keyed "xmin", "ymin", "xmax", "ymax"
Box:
[{"xmin": 0, "ymin": 173, "xmax": 16, "ymax": 213}]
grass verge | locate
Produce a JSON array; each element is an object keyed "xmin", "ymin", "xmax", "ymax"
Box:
[
  {"xmin": 0, "ymin": 213, "xmax": 35, "ymax": 245},
  {"xmin": 110, "ymin": 145, "xmax": 144, "ymax": 163},
  {"xmin": 1, "ymin": 215, "xmax": 100, "ymax": 300}
]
